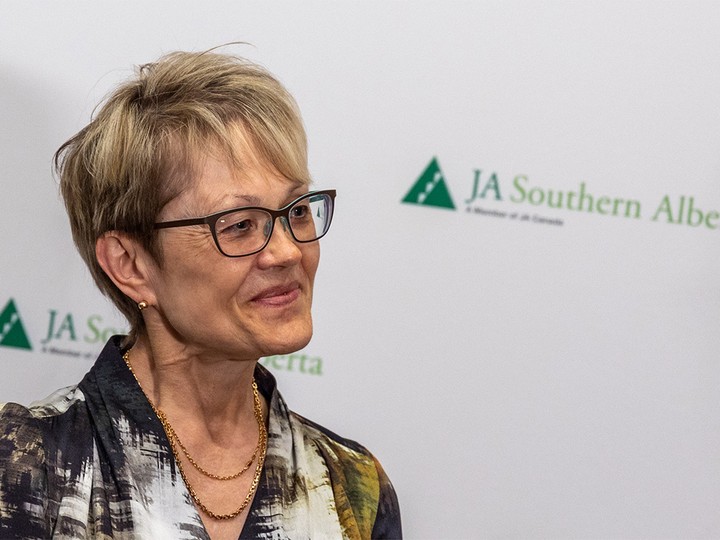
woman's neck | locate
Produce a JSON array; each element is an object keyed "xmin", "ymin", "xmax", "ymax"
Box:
[{"xmin": 126, "ymin": 334, "xmax": 264, "ymax": 440}]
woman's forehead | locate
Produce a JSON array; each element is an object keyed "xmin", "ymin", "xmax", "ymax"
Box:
[
  {"xmin": 199, "ymin": 180, "xmax": 308, "ymax": 212},
  {"xmin": 161, "ymin": 161, "xmax": 306, "ymax": 219},
  {"xmin": 160, "ymin": 125, "xmax": 308, "ymax": 216}
]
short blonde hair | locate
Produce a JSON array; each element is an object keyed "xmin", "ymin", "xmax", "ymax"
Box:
[{"xmin": 55, "ymin": 50, "xmax": 309, "ymax": 343}]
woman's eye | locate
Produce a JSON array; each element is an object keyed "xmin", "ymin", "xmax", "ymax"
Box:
[
  {"xmin": 234, "ymin": 220, "xmax": 252, "ymax": 231},
  {"xmin": 219, "ymin": 218, "xmax": 255, "ymax": 236},
  {"xmin": 290, "ymin": 204, "xmax": 310, "ymax": 219}
]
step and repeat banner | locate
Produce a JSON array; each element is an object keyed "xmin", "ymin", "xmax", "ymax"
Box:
[{"xmin": 1, "ymin": 2, "xmax": 719, "ymax": 538}]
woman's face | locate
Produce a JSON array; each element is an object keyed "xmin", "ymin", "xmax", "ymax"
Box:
[{"xmin": 146, "ymin": 144, "xmax": 319, "ymax": 360}]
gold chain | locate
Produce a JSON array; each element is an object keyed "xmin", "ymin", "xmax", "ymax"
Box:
[
  {"xmin": 158, "ymin": 386, "xmax": 264, "ymax": 481},
  {"xmin": 123, "ymin": 350, "xmax": 267, "ymax": 520}
]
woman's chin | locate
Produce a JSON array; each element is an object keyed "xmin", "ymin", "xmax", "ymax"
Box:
[
  {"xmin": 255, "ymin": 322, "xmax": 313, "ymax": 358},
  {"xmin": 263, "ymin": 336, "xmax": 312, "ymax": 358}
]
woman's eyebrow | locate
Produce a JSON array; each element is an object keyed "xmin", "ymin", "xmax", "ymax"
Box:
[{"xmin": 207, "ymin": 193, "xmax": 262, "ymax": 211}]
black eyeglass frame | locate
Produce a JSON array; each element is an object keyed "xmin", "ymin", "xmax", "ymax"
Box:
[{"xmin": 154, "ymin": 189, "xmax": 336, "ymax": 258}]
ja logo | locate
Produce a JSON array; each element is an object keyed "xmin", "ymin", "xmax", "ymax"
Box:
[
  {"xmin": 402, "ymin": 157, "xmax": 456, "ymax": 210},
  {"xmin": 0, "ymin": 298, "xmax": 32, "ymax": 350}
]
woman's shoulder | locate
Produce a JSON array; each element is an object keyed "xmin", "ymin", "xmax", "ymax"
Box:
[
  {"xmin": 0, "ymin": 385, "xmax": 89, "ymax": 480},
  {"xmin": 0, "ymin": 386, "xmax": 94, "ymax": 537},
  {"xmin": 0, "ymin": 401, "xmax": 53, "ymax": 538},
  {"xmin": 0, "ymin": 385, "xmax": 86, "ymax": 433},
  {"xmin": 0, "ymin": 400, "xmax": 47, "ymax": 467},
  {"xmin": 289, "ymin": 412, "xmax": 403, "ymax": 539},
  {"xmin": 0, "ymin": 385, "xmax": 88, "ymax": 468},
  {"xmin": 290, "ymin": 411, "xmax": 373, "ymax": 456},
  {"xmin": 287, "ymin": 411, "xmax": 395, "ymax": 489}
]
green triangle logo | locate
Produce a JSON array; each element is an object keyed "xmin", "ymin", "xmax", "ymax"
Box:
[
  {"xmin": 402, "ymin": 157, "xmax": 456, "ymax": 210},
  {"xmin": 0, "ymin": 299, "xmax": 32, "ymax": 350}
]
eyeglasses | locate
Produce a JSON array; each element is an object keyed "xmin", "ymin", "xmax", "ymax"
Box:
[{"xmin": 154, "ymin": 189, "xmax": 336, "ymax": 257}]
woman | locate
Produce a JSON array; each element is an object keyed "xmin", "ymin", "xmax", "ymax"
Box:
[{"xmin": 0, "ymin": 50, "xmax": 401, "ymax": 539}]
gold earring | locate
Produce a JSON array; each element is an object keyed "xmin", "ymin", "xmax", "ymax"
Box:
[{"xmin": 138, "ymin": 301, "xmax": 148, "ymax": 311}]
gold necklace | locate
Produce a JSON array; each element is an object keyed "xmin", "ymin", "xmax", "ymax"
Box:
[
  {"xmin": 157, "ymin": 385, "xmax": 265, "ymax": 481},
  {"xmin": 123, "ymin": 350, "xmax": 267, "ymax": 520}
]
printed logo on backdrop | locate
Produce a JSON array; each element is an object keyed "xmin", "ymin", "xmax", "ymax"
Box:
[
  {"xmin": 0, "ymin": 299, "xmax": 32, "ymax": 351},
  {"xmin": 0, "ymin": 296, "xmax": 127, "ymax": 360},
  {"xmin": 259, "ymin": 352, "xmax": 323, "ymax": 376},
  {"xmin": 402, "ymin": 157, "xmax": 720, "ymax": 230},
  {"xmin": 1, "ymin": 295, "xmax": 323, "ymax": 375},
  {"xmin": 402, "ymin": 157, "xmax": 456, "ymax": 210}
]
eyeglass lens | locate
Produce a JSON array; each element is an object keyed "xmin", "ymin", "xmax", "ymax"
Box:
[{"xmin": 214, "ymin": 193, "xmax": 332, "ymax": 256}]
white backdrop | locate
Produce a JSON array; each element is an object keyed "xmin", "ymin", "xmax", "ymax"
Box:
[{"xmin": 1, "ymin": 2, "xmax": 719, "ymax": 538}]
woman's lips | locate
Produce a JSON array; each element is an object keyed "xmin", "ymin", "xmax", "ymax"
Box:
[{"xmin": 251, "ymin": 284, "xmax": 301, "ymax": 307}]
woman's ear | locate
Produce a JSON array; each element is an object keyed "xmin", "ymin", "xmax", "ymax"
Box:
[{"xmin": 96, "ymin": 232, "xmax": 158, "ymax": 307}]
